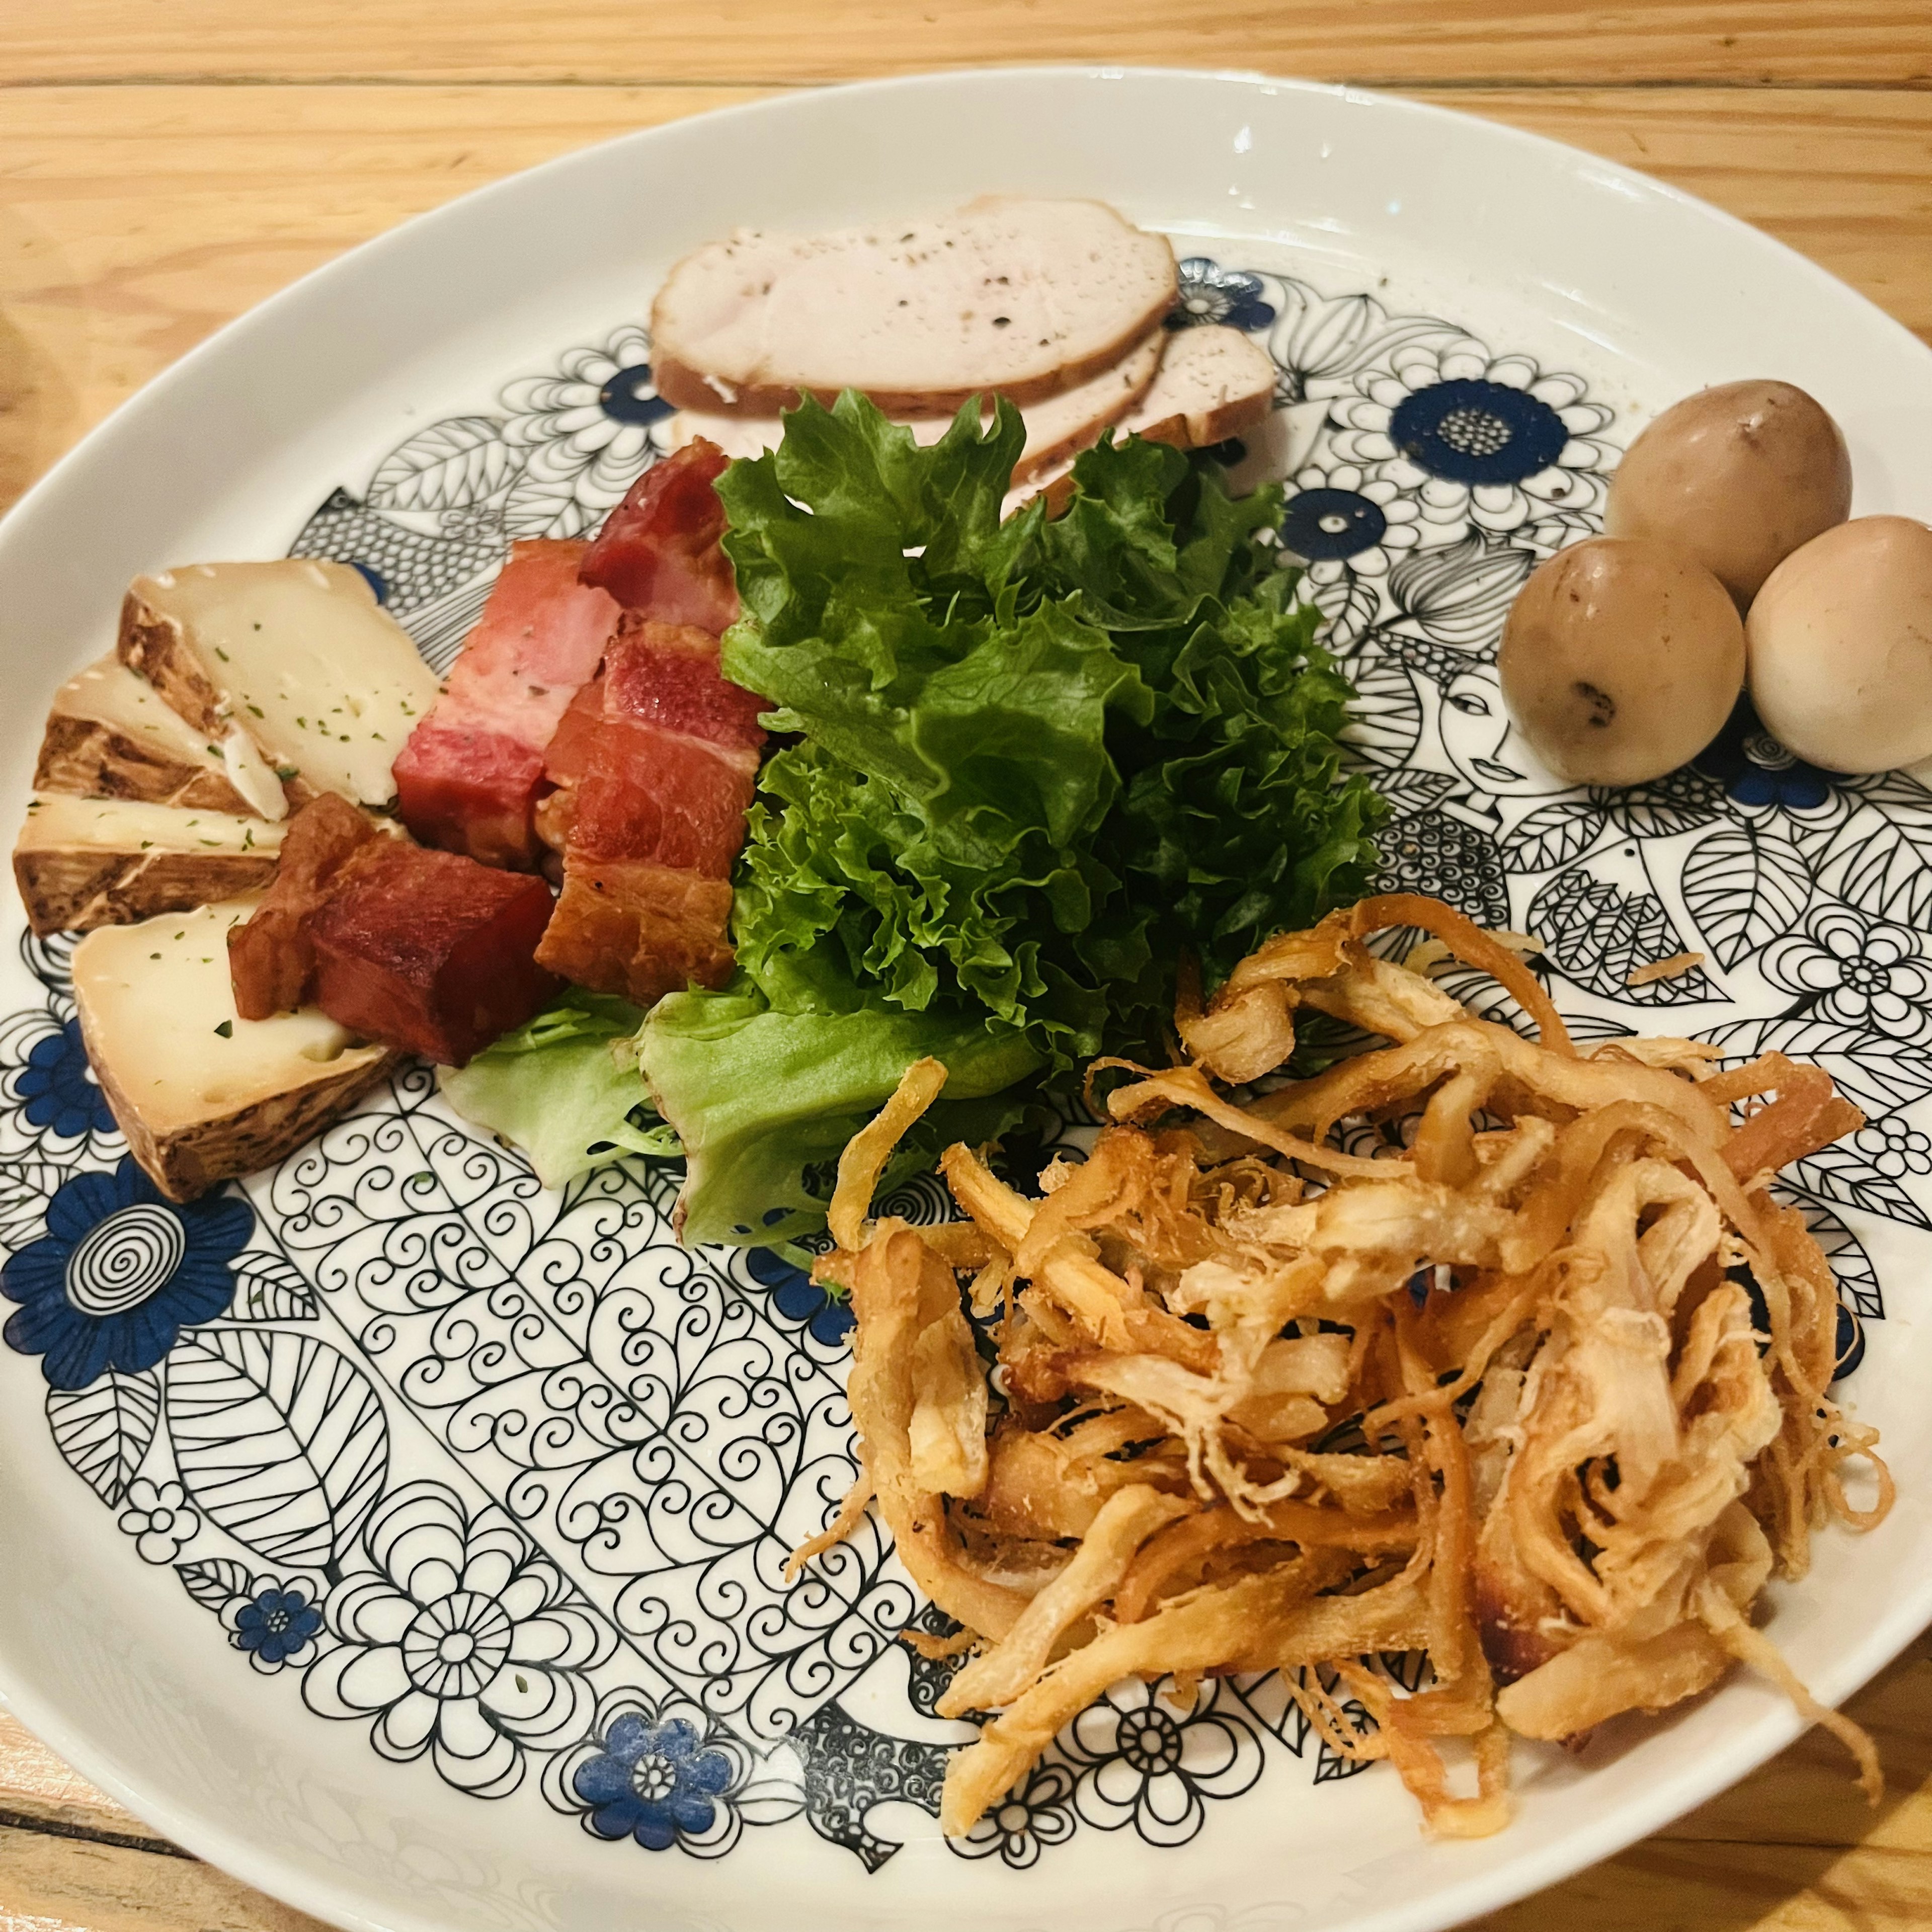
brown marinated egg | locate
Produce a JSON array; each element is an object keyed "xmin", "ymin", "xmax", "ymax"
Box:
[
  {"xmin": 1498, "ymin": 536, "xmax": 1745, "ymax": 785},
  {"xmin": 1605, "ymin": 379, "xmax": 1852, "ymax": 607},
  {"xmin": 1748, "ymin": 515, "xmax": 1932, "ymax": 773}
]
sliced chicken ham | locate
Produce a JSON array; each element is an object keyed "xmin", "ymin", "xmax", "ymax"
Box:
[
  {"xmin": 651, "ymin": 198, "xmax": 1177, "ymax": 418},
  {"xmin": 1015, "ymin": 324, "xmax": 1278, "ymax": 515},
  {"xmin": 667, "ymin": 329, "xmax": 1165, "ymax": 486},
  {"xmin": 391, "ymin": 539, "xmax": 619, "ymax": 869}
]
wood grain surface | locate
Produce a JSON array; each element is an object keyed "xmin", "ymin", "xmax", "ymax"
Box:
[
  {"xmin": 4, "ymin": 6, "xmax": 1932, "ymax": 1929},
  {"xmin": 9, "ymin": 0, "xmax": 1932, "ymax": 86}
]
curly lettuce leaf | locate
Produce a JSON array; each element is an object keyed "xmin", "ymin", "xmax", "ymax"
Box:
[
  {"xmin": 439, "ymin": 990, "xmax": 677, "ymax": 1188},
  {"xmin": 1100, "ymin": 571, "xmax": 1384, "ymax": 987},
  {"xmin": 718, "ymin": 395, "xmax": 1386, "ymax": 1065},
  {"xmin": 482, "ymin": 395, "xmax": 1383, "ymax": 1239},
  {"xmin": 638, "ymin": 983, "xmax": 1040, "ymax": 1246}
]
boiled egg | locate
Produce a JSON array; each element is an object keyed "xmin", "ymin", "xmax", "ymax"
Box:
[
  {"xmin": 1747, "ymin": 515, "xmax": 1932, "ymax": 773},
  {"xmin": 1605, "ymin": 379, "xmax": 1852, "ymax": 608}
]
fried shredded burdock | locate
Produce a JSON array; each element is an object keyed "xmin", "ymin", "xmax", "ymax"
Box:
[{"xmin": 790, "ymin": 894, "xmax": 1891, "ymax": 1838}]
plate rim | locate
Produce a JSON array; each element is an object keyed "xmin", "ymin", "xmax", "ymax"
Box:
[{"xmin": 0, "ymin": 59, "xmax": 1928, "ymax": 1932}]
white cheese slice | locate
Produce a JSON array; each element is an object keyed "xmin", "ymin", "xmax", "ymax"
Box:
[
  {"xmin": 23, "ymin": 793, "xmax": 283, "ymax": 855},
  {"xmin": 14, "ymin": 794, "xmax": 286, "ymax": 935},
  {"xmin": 73, "ymin": 901, "xmax": 397, "ymax": 1200},
  {"xmin": 34, "ymin": 654, "xmax": 266, "ymax": 817},
  {"xmin": 76, "ymin": 901, "xmax": 351, "ymax": 1112},
  {"xmin": 122, "ymin": 560, "xmax": 440, "ymax": 811},
  {"xmin": 54, "ymin": 656, "xmax": 228, "ymax": 766}
]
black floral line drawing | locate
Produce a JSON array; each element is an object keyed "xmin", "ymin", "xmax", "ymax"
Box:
[{"xmin": 0, "ymin": 257, "xmax": 1922, "ymax": 1870}]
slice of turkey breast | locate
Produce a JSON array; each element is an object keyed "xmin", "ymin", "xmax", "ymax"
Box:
[
  {"xmin": 1013, "ymin": 325, "xmax": 1279, "ymax": 516},
  {"xmin": 650, "ymin": 197, "xmax": 1177, "ymax": 417},
  {"xmin": 667, "ymin": 328, "xmax": 1164, "ymax": 486}
]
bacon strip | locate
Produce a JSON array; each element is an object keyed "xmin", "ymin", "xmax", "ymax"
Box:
[
  {"xmin": 229, "ymin": 796, "xmax": 560, "ymax": 1064},
  {"xmin": 392, "ymin": 539, "xmax": 619, "ymax": 869},
  {"xmin": 580, "ymin": 438, "xmax": 738, "ymax": 632},
  {"xmin": 534, "ymin": 622, "xmax": 762, "ymax": 1004}
]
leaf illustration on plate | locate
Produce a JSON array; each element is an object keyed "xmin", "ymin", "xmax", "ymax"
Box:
[
  {"xmin": 1679, "ymin": 820, "xmax": 1812, "ymax": 972},
  {"xmin": 1559, "ymin": 1012, "xmax": 1638, "ymax": 1046},
  {"xmin": 1308, "ymin": 569, "xmax": 1382, "ymax": 651},
  {"xmin": 227, "ymin": 1250, "xmax": 318, "ymax": 1322},
  {"xmin": 1599, "ymin": 767, "xmax": 1728, "ymax": 841},
  {"xmin": 1842, "ymin": 768, "xmax": 1932, "ymax": 816},
  {"xmin": 167, "ymin": 1331, "xmax": 388, "ymax": 1569},
  {"xmin": 1363, "ymin": 770, "xmax": 1455, "ymax": 820},
  {"xmin": 1785, "ymin": 1139, "xmax": 1932, "ymax": 1234},
  {"xmin": 1501, "ymin": 797, "xmax": 1608, "ymax": 874},
  {"xmin": 1340, "ymin": 645, "xmax": 1424, "ymax": 771},
  {"xmin": 1814, "ymin": 803, "xmax": 1932, "ymax": 930},
  {"xmin": 175, "ymin": 1556, "xmax": 255, "ymax": 1613},
  {"xmin": 367, "ymin": 416, "xmax": 518, "ymax": 513},
  {"xmin": 0, "ymin": 1160, "xmax": 70, "ymax": 1251},
  {"xmin": 1701, "ymin": 1016, "xmax": 1932, "ymax": 1117},
  {"xmin": 46, "ymin": 1370, "xmax": 160, "ymax": 1508},
  {"xmin": 1527, "ymin": 866, "xmax": 1713, "ymax": 1005},
  {"xmin": 1777, "ymin": 1186, "xmax": 1884, "ymax": 1322}
]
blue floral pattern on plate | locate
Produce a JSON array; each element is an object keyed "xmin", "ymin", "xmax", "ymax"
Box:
[
  {"xmin": 2, "ymin": 1158, "xmax": 248, "ymax": 1389},
  {"xmin": 1, "ymin": 261, "xmax": 1922, "ymax": 1872}
]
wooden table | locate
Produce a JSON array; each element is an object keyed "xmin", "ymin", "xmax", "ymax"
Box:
[{"xmin": 4, "ymin": 3, "xmax": 1932, "ymax": 1926}]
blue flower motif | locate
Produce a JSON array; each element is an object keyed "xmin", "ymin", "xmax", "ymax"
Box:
[
  {"xmin": 597, "ymin": 363, "xmax": 676, "ymax": 428},
  {"xmin": 1171, "ymin": 258, "xmax": 1276, "ymax": 334},
  {"xmin": 1835, "ymin": 1302, "xmax": 1866, "ymax": 1382},
  {"xmin": 1696, "ymin": 700, "xmax": 1835, "ymax": 809},
  {"xmin": 1389, "ymin": 378, "xmax": 1569, "ymax": 486},
  {"xmin": 1280, "ymin": 487, "xmax": 1389, "ymax": 563},
  {"xmin": 17, "ymin": 1020, "xmax": 116, "ymax": 1139},
  {"xmin": 1, "ymin": 1157, "xmax": 250, "ymax": 1389},
  {"xmin": 573, "ymin": 1714, "xmax": 736, "ymax": 1850},
  {"xmin": 745, "ymin": 1246, "xmax": 854, "ymax": 1345},
  {"xmin": 234, "ymin": 1585, "xmax": 324, "ymax": 1669}
]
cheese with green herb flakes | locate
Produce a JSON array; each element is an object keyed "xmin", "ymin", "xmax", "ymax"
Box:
[
  {"xmin": 119, "ymin": 559, "xmax": 438, "ymax": 811},
  {"xmin": 73, "ymin": 900, "xmax": 398, "ymax": 1201},
  {"xmin": 13, "ymin": 792, "xmax": 284, "ymax": 935},
  {"xmin": 35, "ymin": 654, "xmax": 266, "ymax": 816}
]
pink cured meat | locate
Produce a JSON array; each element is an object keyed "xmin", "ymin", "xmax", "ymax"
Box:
[
  {"xmin": 392, "ymin": 538, "xmax": 619, "ymax": 868},
  {"xmin": 533, "ymin": 623, "xmax": 765, "ymax": 1003},
  {"xmin": 579, "ymin": 439, "xmax": 739, "ymax": 631},
  {"xmin": 602, "ymin": 617, "xmax": 767, "ymax": 754},
  {"xmin": 539, "ymin": 626, "xmax": 764, "ymax": 868}
]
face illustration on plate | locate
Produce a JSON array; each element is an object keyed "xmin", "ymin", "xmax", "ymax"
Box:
[{"xmin": 1437, "ymin": 665, "xmax": 1563, "ymax": 799}]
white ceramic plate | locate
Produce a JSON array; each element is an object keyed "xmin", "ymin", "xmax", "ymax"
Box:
[{"xmin": 2, "ymin": 65, "xmax": 1930, "ymax": 1932}]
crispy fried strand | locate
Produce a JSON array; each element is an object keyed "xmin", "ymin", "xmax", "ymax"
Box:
[
  {"xmin": 829, "ymin": 1055, "xmax": 948, "ymax": 1252},
  {"xmin": 812, "ymin": 895, "xmax": 1888, "ymax": 1843}
]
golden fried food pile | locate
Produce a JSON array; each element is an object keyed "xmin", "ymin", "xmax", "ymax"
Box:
[{"xmin": 792, "ymin": 894, "xmax": 1892, "ymax": 1838}]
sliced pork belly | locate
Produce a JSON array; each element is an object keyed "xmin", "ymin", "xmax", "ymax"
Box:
[
  {"xmin": 391, "ymin": 539, "xmax": 619, "ymax": 869},
  {"xmin": 537, "ymin": 862, "xmax": 736, "ymax": 1010},
  {"xmin": 308, "ymin": 843, "xmax": 559, "ymax": 1067},
  {"xmin": 228, "ymin": 794, "xmax": 558, "ymax": 1064},
  {"xmin": 580, "ymin": 440, "xmax": 738, "ymax": 632},
  {"xmin": 229, "ymin": 792, "xmax": 383, "ymax": 1019},
  {"xmin": 534, "ymin": 622, "xmax": 763, "ymax": 1006},
  {"xmin": 602, "ymin": 614, "xmax": 766, "ymax": 753}
]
